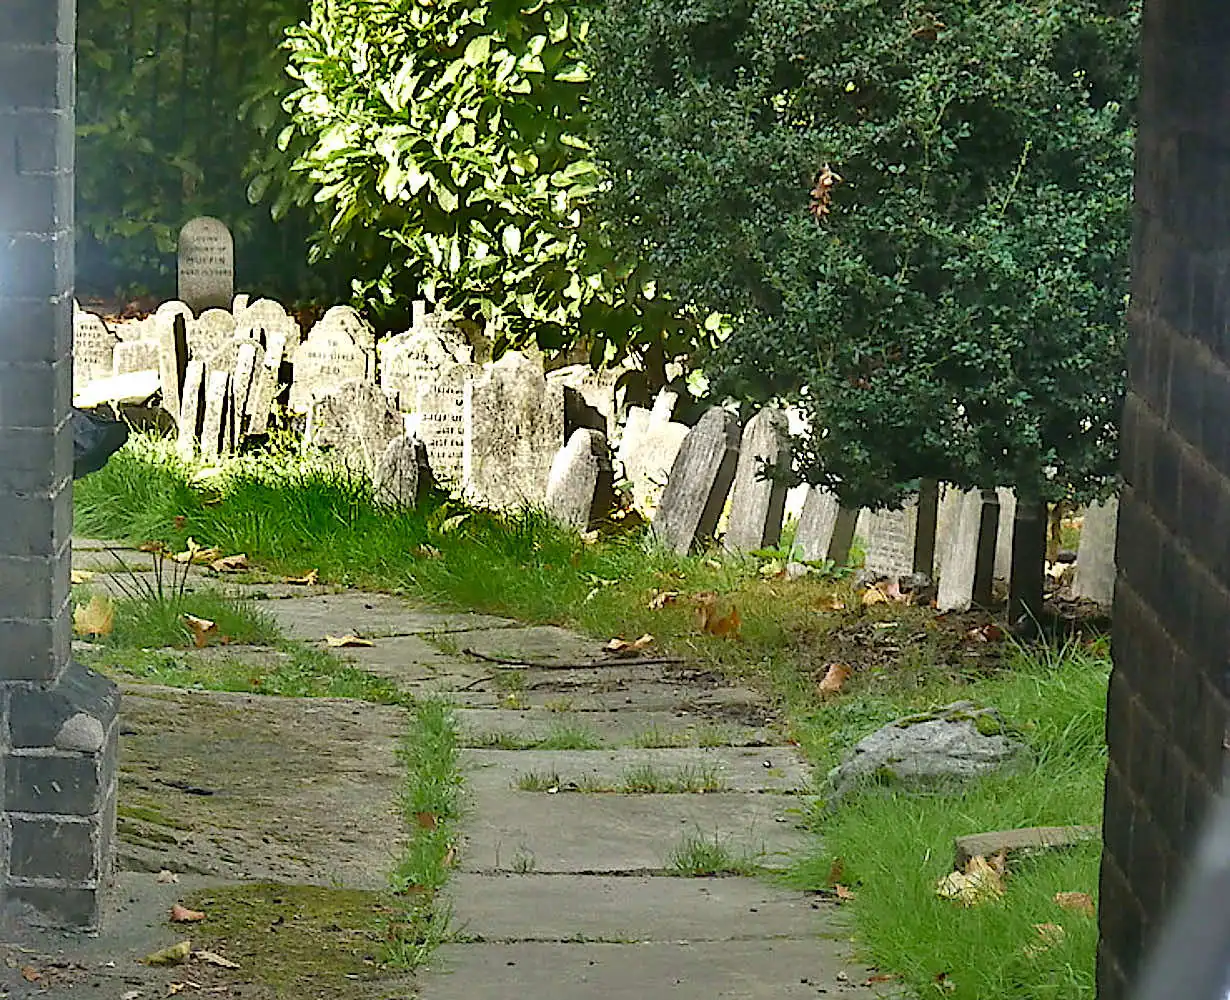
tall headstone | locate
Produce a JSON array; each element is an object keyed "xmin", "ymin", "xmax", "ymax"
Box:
[
  {"xmin": 157, "ymin": 313, "xmax": 190, "ymax": 423},
  {"xmin": 793, "ymin": 487, "xmax": 841, "ymax": 562},
  {"xmin": 304, "ymin": 380, "xmax": 405, "ymax": 481},
  {"xmin": 288, "ymin": 310, "xmax": 373, "ymax": 413},
  {"xmin": 372, "ymin": 436, "xmax": 433, "ymax": 508},
  {"xmin": 409, "ymin": 361, "xmax": 479, "ymax": 487},
  {"xmin": 616, "ymin": 390, "xmax": 691, "ymax": 513},
  {"xmin": 72, "ymin": 305, "xmax": 120, "ymax": 395},
  {"xmin": 1, "ymin": 2, "xmax": 120, "ymax": 929},
  {"xmin": 936, "ymin": 488, "xmax": 983, "ymax": 611},
  {"xmin": 200, "ymin": 370, "xmax": 232, "ymax": 461},
  {"xmin": 1071, "ymin": 495, "xmax": 1119, "ymax": 605},
  {"xmin": 725, "ymin": 408, "xmax": 790, "ymax": 552},
  {"xmin": 463, "ymin": 352, "xmax": 566, "ymax": 509},
  {"xmin": 177, "ymin": 217, "xmax": 234, "ymax": 313},
  {"xmin": 652, "ymin": 408, "xmax": 742, "ymax": 555},
  {"xmin": 245, "ymin": 329, "xmax": 288, "ymax": 436},
  {"xmin": 546, "ymin": 429, "xmax": 617, "ymax": 530},
  {"xmin": 177, "ymin": 361, "xmax": 207, "ymax": 460}
]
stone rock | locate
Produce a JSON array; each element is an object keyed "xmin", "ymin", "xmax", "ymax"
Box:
[
  {"xmin": 288, "ymin": 308, "xmax": 373, "ymax": 413},
  {"xmin": 178, "ymin": 216, "xmax": 234, "ymax": 312},
  {"xmin": 953, "ymin": 824, "xmax": 1101, "ymax": 871},
  {"xmin": 372, "ymin": 435, "xmax": 434, "ymax": 508},
  {"xmin": 304, "ymin": 379, "xmax": 404, "ymax": 481},
  {"xmin": 1072, "ymin": 496, "xmax": 1119, "ymax": 605},
  {"xmin": 826, "ymin": 701, "xmax": 1028, "ymax": 805},
  {"xmin": 546, "ymin": 429, "xmax": 617, "ymax": 530},
  {"xmin": 616, "ymin": 390, "xmax": 691, "ymax": 514},
  {"xmin": 547, "ymin": 364, "xmax": 626, "ymax": 438},
  {"xmin": 652, "ymin": 407, "xmax": 741, "ymax": 555},
  {"xmin": 725, "ymin": 407, "xmax": 790, "ymax": 552}
]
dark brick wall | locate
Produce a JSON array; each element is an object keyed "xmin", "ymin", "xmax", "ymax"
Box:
[{"xmin": 1098, "ymin": 1, "xmax": 1230, "ymax": 996}]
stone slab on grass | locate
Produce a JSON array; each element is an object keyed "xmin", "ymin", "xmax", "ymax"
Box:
[
  {"xmin": 259, "ymin": 591, "xmax": 516, "ymax": 640},
  {"xmin": 455, "ymin": 708, "xmax": 780, "ymax": 749},
  {"xmin": 460, "ymin": 788, "xmax": 808, "ymax": 873},
  {"xmin": 953, "ymin": 824, "xmax": 1101, "ymax": 870},
  {"xmin": 463, "ymin": 747, "xmax": 812, "ymax": 794},
  {"xmin": 72, "ymin": 547, "xmax": 156, "ymax": 573},
  {"xmin": 440, "ymin": 624, "xmax": 604, "ymax": 666},
  {"xmin": 449, "ymin": 678, "xmax": 765, "ymax": 716},
  {"xmin": 447, "ymin": 873, "xmax": 830, "ymax": 941},
  {"xmin": 421, "ymin": 940, "xmax": 876, "ymax": 999},
  {"xmin": 338, "ymin": 634, "xmax": 491, "ymax": 689},
  {"xmin": 119, "ymin": 687, "xmax": 407, "ymax": 888}
]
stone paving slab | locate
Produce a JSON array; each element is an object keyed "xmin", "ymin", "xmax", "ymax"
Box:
[
  {"xmin": 455, "ymin": 708, "xmax": 780, "ymax": 748},
  {"xmin": 448, "ymin": 873, "xmax": 831, "ymax": 942},
  {"xmin": 421, "ymin": 940, "xmax": 877, "ymax": 999},
  {"xmin": 460, "ymin": 789, "xmax": 809, "ymax": 873},
  {"xmin": 449, "ymin": 680, "xmax": 769, "ymax": 717},
  {"xmin": 438, "ymin": 625, "xmax": 612, "ymax": 666},
  {"xmin": 259, "ymin": 592, "xmax": 517, "ymax": 640},
  {"xmin": 73, "ymin": 547, "xmax": 157, "ymax": 572},
  {"xmin": 463, "ymin": 747, "xmax": 812, "ymax": 794}
]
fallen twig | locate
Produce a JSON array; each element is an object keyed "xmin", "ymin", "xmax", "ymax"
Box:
[{"xmin": 459, "ymin": 648, "xmax": 687, "ymax": 669}]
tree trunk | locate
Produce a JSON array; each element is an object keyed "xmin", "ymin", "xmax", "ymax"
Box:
[
  {"xmin": 1008, "ymin": 499, "xmax": 1048, "ymax": 631},
  {"xmin": 972, "ymin": 489, "xmax": 1000, "ymax": 607}
]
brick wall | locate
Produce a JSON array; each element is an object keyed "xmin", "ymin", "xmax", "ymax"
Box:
[{"xmin": 1098, "ymin": 1, "xmax": 1230, "ymax": 996}]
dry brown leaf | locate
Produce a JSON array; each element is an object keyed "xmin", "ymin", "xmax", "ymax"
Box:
[
  {"xmin": 183, "ymin": 614, "xmax": 217, "ymax": 649},
  {"xmin": 821, "ymin": 596, "xmax": 847, "ymax": 612},
  {"xmin": 1054, "ymin": 891, "xmax": 1096, "ymax": 918},
  {"xmin": 326, "ymin": 634, "xmax": 375, "ymax": 648},
  {"xmin": 139, "ymin": 540, "xmax": 166, "ymax": 553},
  {"xmin": 70, "ymin": 569, "xmax": 95, "ymax": 585},
  {"xmin": 866, "ymin": 974, "xmax": 898, "ymax": 984},
  {"xmin": 157, "ymin": 869, "xmax": 180, "ymax": 884},
  {"xmin": 284, "ymin": 569, "xmax": 320, "ymax": 585},
  {"xmin": 415, "ymin": 812, "xmax": 439, "ymax": 830},
  {"xmin": 706, "ymin": 606, "xmax": 742, "ymax": 638},
  {"xmin": 74, "ymin": 594, "xmax": 115, "ymax": 638},
  {"xmin": 144, "ymin": 940, "xmax": 193, "ymax": 967},
  {"xmin": 817, "ymin": 663, "xmax": 853, "ymax": 697},
  {"xmin": 834, "ymin": 884, "xmax": 856, "ymax": 901},
  {"xmin": 412, "ymin": 545, "xmax": 442, "ymax": 560},
  {"xmin": 209, "ymin": 553, "xmax": 249, "ymax": 573},
  {"xmin": 193, "ymin": 949, "xmax": 239, "ymax": 970},
  {"xmin": 170, "ymin": 903, "xmax": 206, "ymax": 923},
  {"xmin": 966, "ymin": 622, "xmax": 1006, "ymax": 643},
  {"xmin": 827, "ymin": 857, "xmax": 845, "ymax": 885},
  {"xmin": 173, "ymin": 538, "xmax": 221, "ymax": 565},
  {"xmin": 173, "ymin": 515, "xmax": 187, "ymax": 530},
  {"xmin": 648, "ymin": 590, "xmax": 679, "ymax": 610},
  {"xmin": 20, "ymin": 967, "xmax": 40, "ymax": 983},
  {"xmin": 936, "ymin": 854, "xmax": 1005, "ymax": 906},
  {"xmin": 443, "ymin": 845, "xmax": 457, "ymax": 868},
  {"xmin": 605, "ymin": 634, "xmax": 655, "ymax": 657},
  {"xmin": 861, "ymin": 585, "xmax": 889, "ymax": 606}
]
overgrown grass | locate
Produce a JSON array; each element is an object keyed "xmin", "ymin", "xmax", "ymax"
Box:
[{"xmin": 668, "ymin": 832, "xmax": 762, "ymax": 876}]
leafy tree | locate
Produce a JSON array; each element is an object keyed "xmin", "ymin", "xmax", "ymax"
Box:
[{"xmin": 588, "ymin": 0, "xmax": 1137, "ymax": 518}]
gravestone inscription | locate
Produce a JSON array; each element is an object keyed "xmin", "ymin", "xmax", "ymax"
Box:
[
  {"xmin": 289, "ymin": 311, "xmax": 372, "ymax": 413},
  {"xmin": 304, "ymin": 379, "xmax": 404, "ymax": 481},
  {"xmin": 410, "ymin": 361, "xmax": 478, "ymax": 486},
  {"xmin": 178, "ymin": 217, "xmax": 234, "ymax": 312}
]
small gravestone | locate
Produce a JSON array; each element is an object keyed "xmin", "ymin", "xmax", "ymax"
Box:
[
  {"xmin": 319, "ymin": 304, "xmax": 376, "ymax": 355},
  {"xmin": 155, "ymin": 300, "xmax": 194, "ymax": 325},
  {"xmin": 200, "ymin": 369, "xmax": 232, "ymax": 460},
  {"xmin": 857, "ymin": 501, "xmax": 919, "ymax": 579},
  {"xmin": 379, "ymin": 321, "xmax": 470, "ymax": 412},
  {"xmin": 176, "ymin": 360, "xmax": 206, "ymax": 460},
  {"xmin": 793, "ymin": 487, "xmax": 839, "ymax": 562},
  {"xmin": 410, "ymin": 361, "xmax": 479, "ymax": 487},
  {"xmin": 993, "ymin": 488, "xmax": 1016, "ymax": 580},
  {"xmin": 73, "ymin": 305, "xmax": 120, "ymax": 394},
  {"xmin": 546, "ymin": 429, "xmax": 617, "ymax": 530},
  {"xmin": 289, "ymin": 310, "xmax": 373, "ymax": 413},
  {"xmin": 652, "ymin": 407, "xmax": 742, "ymax": 555},
  {"xmin": 372, "ymin": 435, "xmax": 433, "ymax": 508},
  {"xmin": 725, "ymin": 408, "xmax": 790, "ymax": 552},
  {"xmin": 305, "ymin": 379, "xmax": 404, "ymax": 481},
  {"xmin": 245, "ymin": 329, "xmax": 288, "ymax": 436},
  {"xmin": 232, "ymin": 293, "xmax": 251, "ymax": 316},
  {"xmin": 157, "ymin": 313, "xmax": 190, "ymax": 422},
  {"xmin": 616, "ymin": 390, "xmax": 691, "ymax": 513},
  {"xmin": 187, "ymin": 309, "xmax": 238, "ymax": 361},
  {"xmin": 231, "ymin": 341, "xmax": 261, "ymax": 435},
  {"xmin": 178, "ymin": 217, "xmax": 234, "ymax": 312},
  {"xmin": 239, "ymin": 298, "xmax": 302, "ymax": 352},
  {"xmin": 463, "ymin": 352, "xmax": 566, "ymax": 509},
  {"xmin": 112, "ymin": 339, "xmax": 161, "ymax": 376},
  {"xmin": 936, "ymin": 487, "xmax": 983, "ymax": 611},
  {"xmin": 1071, "ymin": 495, "xmax": 1119, "ymax": 605}
]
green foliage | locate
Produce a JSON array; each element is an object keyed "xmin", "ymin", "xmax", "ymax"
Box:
[
  {"xmin": 589, "ymin": 0, "xmax": 1139, "ymax": 507},
  {"xmin": 260, "ymin": 0, "xmax": 700, "ymax": 357}
]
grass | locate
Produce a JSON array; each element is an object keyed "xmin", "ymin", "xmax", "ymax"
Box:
[
  {"xmin": 619, "ymin": 763, "xmax": 726, "ymax": 794},
  {"xmin": 668, "ymin": 832, "xmax": 762, "ymax": 876},
  {"xmin": 516, "ymin": 769, "xmax": 562, "ymax": 791},
  {"xmin": 467, "ymin": 722, "xmax": 604, "ymax": 750}
]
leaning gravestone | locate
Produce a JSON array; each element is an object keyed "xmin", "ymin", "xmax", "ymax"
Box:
[
  {"xmin": 304, "ymin": 379, "xmax": 404, "ymax": 481},
  {"xmin": 652, "ymin": 407, "xmax": 742, "ymax": 555},
  {"xmin": 409, "ymin": 361, "xmax": 479, "ymax": 487},
  {"xmin": 793, "ymin": 486, "xmax": 860, "ymax": 564},
  {"xmin": 187, "ymin": 309, "xmax": 238, "ymax": 361},
  {"xmin": 157, "ymin": 313, "xmax": 190, "ymax": 422},
  {"xmin": 200, "ymin": 369, "xmax": 232, "ymax": 460},
  {"xmin": 231, "ymin": 341, "xmax": 261, "ymax": 436},
  {"xmin": 245, "ymin": 329, "xmax": 289, "ymax": 436},
  {"xmin": 616, "ymin": 390, "xmax": 691, "ymax": 513},
  {"xmin": 176, "ymin": 360, "xmax": 206, "ymax": 460},
  {"xmin": 178, "ymin": 216, "xmax": 234, "ymax": 312},
  {"xmin": 1071, "ymin": 495, "xmax": 1119, "ymax": 606},
  {"xmin": 546, "ymin": 429, "xmax": 617, "ymax": 531},
  {"xmin": 289, "ymin": 310, "xmax": 373, "ymax": 413},
  {"xmin": 857, "ymin": 501, "xmax": 919, "ymax": 579},
  {"xmin": 463, "ymin": 352, "xmax": 566, "ymax": 509},
  {"xmin": 936, "ymin": 487, "xmax": 983, "ymax": 611},
  {"xmin": 725, "ymin": 407, "xmax": 790, "ymax": 552},
  {"xmin": 372, "ymin": 435, "xmax": 434, "ymax": 508},
  {"xmin": 73, "ymin": 305, "xmax": 120, "ymax": 395},
  {"xmin": 547, "ymin": 364, "xmax": 626, "ymax": 438},
  {"xmin": 993, "ymin": 488, "xmax": 1017, "ymax": 580}
]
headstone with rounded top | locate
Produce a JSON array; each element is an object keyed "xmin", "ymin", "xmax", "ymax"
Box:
[
  {"xmin": 725, "ymin": 407, "xmax": 790, "ymax": 552},
  {"xmin": 304, "ymin": 379, "xmax": 404, "ymax": 481},
  {"xmin": 652, "ymin": 407, "xmax": 742, "ymax": 555},
  {"xmin": 187, "ymin": 309, "xmax": 238, "ymax": 361},
  {"xmin": 616, "ymin": 389, "xmax": 691, "ymax": 514},
  {"xmin": 178, "ymin": 217, "xmax": 234, "ymax": 312},
  {"xmin": 380, "ymin": 321, "xmax": 471, "ymax": 412},
  {"xmin": 289, "ymin": 310, "xmax": 373, "ymax": 413},
  {"xmin": 546, "ymin": 429, "xmax": 617, "ymax": 530},
  {"xmin": 73, "ymin": 304, "xmax": 119, "ymax": 395}
]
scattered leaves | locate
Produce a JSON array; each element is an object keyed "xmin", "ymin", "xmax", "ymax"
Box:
[
  {"xmin": 935, "ymin": 854, "xmax": 1005, "ymax": 906},
  {"xmin": 833, "ymin": 884, "xmax": 856, "ymax": 901},
  {"xmin": 284, "ymin": 569, "xmax": 320, "ymax": 585},
  {"xmin": 817, "ymin": 663, "xmax": 853, "ymax": 697},
  {"xmin": 648, "ymin": 590, "xmax": 679, "ymax": 610},
  {"xmin": 605, "ymin": 634, "xmax": 655, "ymax": 657},
  {"xmin": 1024, "ymin": 922, "xmax": 1068, "ymax": 958},
  {"xmin": 170, "ymin": 903, "xmax": 206, "ymax": 923},
  {"xmin": 73, "ymin": 594, "xmax": 115, "ymax": 638},
  {"xmin": 1054, "ymin": 890, "xmax": 1096, "ymax": 918},
  {"xmin": 326, "ymin": 634, "xmax": 375, "ymax": 648},
  {"xmin": 209, "ymin": 553, "xmax": 249, "ymax": 573},
  {"xmin": 193, "ymin": 949, "xmax": 240, "ymax": 969},
  {"xmin": 966, "ymin": 622, "xmax": 1006, "ymax": 643},
  {"xmin": 183, "ymin": 614, "xmax": 217, "ymax": 649},
  {"xmin": 173, "ymin": 539, "xmax": 221, "ymax": 565},
  {"xmin": 694, "ymin": 592, "xmax": 741, "ymax": 637},
  {"xmin": 143, "ymin": 940, "xmax": 192, "ymax": 967},
  {"xmin": 809, "ymin": 163, "xmax": 843, "ymax": 220},
  {"xmin": 20, "ymin": 967, "xmax": 40, "ymax": 983},
  {"xmin": 861, "ymin": 578, "xmax": 909, "ymax": 606}
]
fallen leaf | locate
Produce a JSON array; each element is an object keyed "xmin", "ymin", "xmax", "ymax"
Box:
[
  {"xmin": 861, "ymin": 585, "xmax": 889, "ymax": 606},
  {"xmin": 193, "ymin": 949, "xmax": 239, "ymax": 970},
  {"xmin": 817, "ymin": 663, "xmax": 853, "ymax": 697},
  {"xmin": 648, "ymin": 590, "xmax": 679, "ymax": 610},
  {"xmin": 284, "ymin": 569, "xmax": 320, "ymax": 585},
  {"xmin": 183, "ymin": 614, "xmax": 217, "ymax": 649},
  {"xmin": 862, "ymin": 578, "xmax": 911, "ymax": 606},
  {"xmin": 143, "ymin": 940, "xmax": 192, "ymax": 967},
  {"xmin": 827, "ymin": 857, "xmax": 845, "ymax": 885},
  {"xmin": 174, "ymin": 515, "xmax": 187, "ymax": 530},
  {"xmin": 20, "ymin": 966, "xmax": 40, "ymax": 983},
  {"xmin": 443, "ymin": 846, "xmax": 457, "ymax": 868},
  {"xmin": 759, "ymin": 559, "xmax": 785, "ymax": 578},
  {"xmin": 71, "ymin": 569, "xmax": 96, "ymax": 585},
  {"xmin": 866, "ymin": 973, "xmax": 898, "ymax": 984},
  {"xmin": 415, "ymin": 812, "xmax": 438, "ymax": 830},
  {"xmin": 834, "ymin": 884, "xmax": 856, "ymax": 901},
  {"xmin": 1054, "ymin": 890, "xmax": 1096, "ymax": 918},
  {"xmin": 167, "ymin": 985, "xmax": 186, "ymax": 997},
  {"xmin": 935, "ymin": 854, "xmax": 1004, "ymax": 906},
  {"xmin": 157, "ymin": 869, "xmax": 180, "ymax": 884},
  {"xmin": 605, "ymin": 634, "xmax": 655, "ymax": 657},
  {"xmin": 412, "ymin": 545, "xmax": 441, "ymax": 560},
  {"xmin": 74, "ymin": 594, "xmax": 115, "ymax": 638},
  {"xmin": 173, "ymin": 538, "xmax": 222, "ymax": 565},
  {"xmin": 170, "ymin": 903, "xmax": 206, "ymax": 923},
  {"xmin": 821, "ymin": 596, "xmax": 847, "ymax": 612},
  {"xmin": 326, "ymin": 634, "xmax": 374, "ymax": 648},
  {"xmin": 209, "ymin": 553, "xmax": 249, "ymax": 573},
  {"xmin": 966, "ymin": 622, "xmax": 1006, "ymax": 643},
  {"xmin": 1035, "ymin": 922, "xmax": 1066, "ymax": 944},
  {"xmin": 140, "ymin": 540, "xmax": 167, "ymax": 553}
]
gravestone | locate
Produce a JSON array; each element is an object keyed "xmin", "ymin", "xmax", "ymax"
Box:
[
  {"xmin": 463, "ymin": 352, "xmax": 566, "ymax": 508},
  {"xmin": 245, "ymin": 329, "xmax": 288, "ymax": 436},
  {"xmin": 231, "ymin": 341, "xmax": 260, "ymax": 436},
  {"xmin": 793, "ymin": 487, "xmax": 860, "ymax": 564},
  {"xmin": 616, "ymin": 390, "xmax": 691, "ymax": 513},
  {"xmin": 72, "ymin": 305, "xmax": 119, "ymax": 394},
  {"xmin": 176, "ymin": 361, "xmax": 207, "ymax": 460},
  {"xmin": 237, "ymin": 298, "xmax": 301, "ymax": 349},
  {"xmin": 994, "ymin": 488, "xmax": 1017, "ymax": 579},
  {"xmin": 304, "ymin": 380, "xmax": 404, "ymax": 481},
  {"xmin": 112, "ymin": 339, "xmax": 161, "ymax": 376},
  {"xmin": 546, "ymin": 429, "xmax": 617, "ymax": 530},
  {"xmin": 1071, "ymin": 495, "xmax": 1119, "ymax": 605},
  {"xmin": 936, "ymin": 488, "xmax": 983, "ymax": 611},
  {"xmin": 652, "ymin": 407, "xmax": 742, "ymax": 555},
  {"xmin": 178, "ymin": 217, "xmax": 234, "ymax": 312},
  {"xmin": 725, "ymin": 407, "xmax": 790, "ymax": 552},
  {"xmin": 379, "ymin": 322, "xmax": 470, "ymax": 412},
  {"xmin": 857, "ymin": 502, "xmax": 919, "ymax": 578},
  {"xmin": 288, "ymin": 310, "xmax": 373, "ymax": 413},
  {"xmin": 409, "ymin": 361, "xmax": 479, "ymax": 487},
  {"xmin": 155, "ymin": 300, "xmax": 194, "ymax": 325},
  {"xmin": 200, "ymin": 370, "xmax": 232, "ymax": 460},
  {"xmin": 373, "ymin": 436, "xmax": 434, "ymax": 508},
  {"xmin": 157, "ymin": 313, "xmax": 190, "ymax": 422},
  {"xmin": 547, "ymin": 364, "xmax": 625, "ymax": 438},
  {"xmin": 187, "ymin": 309, "xmax": 238, "ymax": 361}
]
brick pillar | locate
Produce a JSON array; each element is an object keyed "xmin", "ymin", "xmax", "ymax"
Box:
[
  {"xmin": 0, "ymin": 0, "xmax": 119, "ymax": 929},
  {"xmin": 1098, "ymin": 1, "xmax": 1230, "ymax": 996}
]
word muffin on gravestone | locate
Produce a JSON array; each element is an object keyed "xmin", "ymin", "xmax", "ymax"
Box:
[
  {"xmin": 652, "ymin": 407, "xmax": 742, "ymax": 555},
  {"xmin": 178, "ymin": 217, "xmax": 234, "ymax": 313}
]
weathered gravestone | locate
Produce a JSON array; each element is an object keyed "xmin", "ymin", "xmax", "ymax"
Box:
[
  {"xmin": 994, "ymin": 488, "xmax": 1017, "ymax": 580},
  {"xmin": 156, "ymin": 312, "xmax": 190, "ymax": 422},
  {"xmin": 155, "ymin": 299, "xmax": 194, "ymax": 325},
  {"xmin": 289, "ymin": 309, "xmax": 373, "ymax": 413},
  {"xmin": 652, "ymin": 407, "xmax": 742, "ymax": 555},
  {"xmin": 936, "ymin": 487, "xmax": 983, "ymax": 611},
  {"xmin": 177, "ymin": 360, "xmax": 206, "ymax": 460},
  {"xmin": 187, "ymin": 309, "xmax": 238, "ymax": 362},
  {"xmin": 111, "ymin": 338, "xmax": 161, "ymax": 376},
  {"xmin": 379, "ymin": 316, "xmax": 470, "ymax": 412},
  {"xmin": 547, "ymin": 364, "xmax": 625, "ymax": 439},
  {"xmin": 409, "ymin": 361, "xmax": 479, "ymax": 487},
  {"xmin": 237, "ymin": 298, "xmax": 301, "ymax": 353},
  {"xmin": 463, "ymin": 352, "xmax": 566, "ymax": 509},
  {"xmin": 178, "ymin": 216, "xmax": 234, "ymax": 312},
  {"xmin": 245, "ymin": 329, "xmax": 289, "ymax": 436},
  {"xmin": 304, "ymin": 379, "xmax": 404, "ymax": 481},
  {"xmin": 725, "ymin": 407, "xmax": 790, "ymax": 553},
  {"xmin": 200, "ymin": 369, "xmax": 232, "ymax": 460},
  {"xmin": 373, "ymin": 435, "xmax": 434, "ymax": 508},
  {"xmin": 1071, "ymin": 495, "xmax": 1119, "ymax": 606},
  {"xmin": 231, "ymin": 341, "xmax": 261, "ymax": 437},
  {"xmin": 72, "ymin": 304, "xmax": 119, "ymax": 394},
  {"xmin": 793, "ymin": 487, "xmax": 859, "ymax": 564},
  {"xmin": 616, "ymin": 390, "xmax": 691, "ymax": 513},
  {"xmin": 857, "ymin": 501, "xmax": 919, "ymax": 579},
  {"xmin": 546, "ymin": 429, "xmax": 617, "ymax": 530}
]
